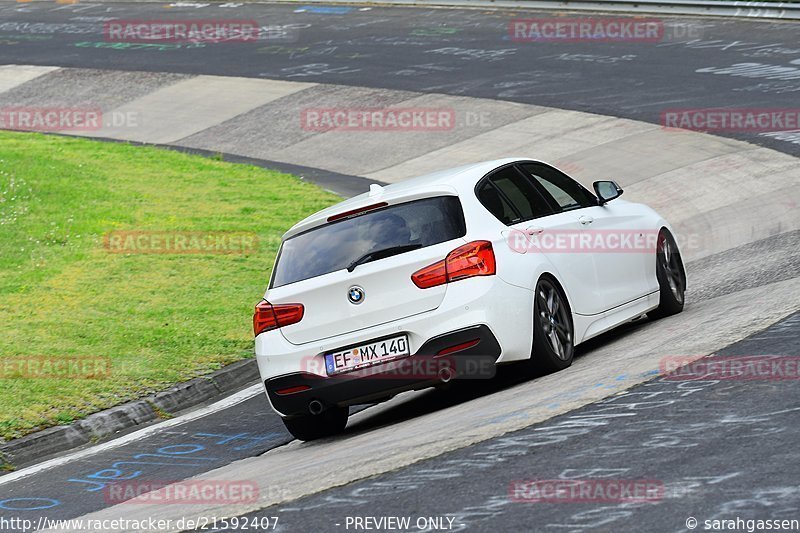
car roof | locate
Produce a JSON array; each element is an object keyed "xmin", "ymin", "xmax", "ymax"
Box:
[{"xmin": 282, "ymin": 157, "xmax": 539, "ymax": 239}]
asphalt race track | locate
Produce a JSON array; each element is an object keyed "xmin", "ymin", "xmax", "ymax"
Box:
[
  {"xmin": 0, "ymin": 2, "xmax": 799, "ymax": 532},
  {"xmin": 0, "ymin": 390, "xmax": 294, "ymax": 526},
  {"xmin": 235, "ymin": 312, "xmax": 800, "ymax": 533},
  {"xmin": 1, "ymin": 3, "xmax": 800, "ymax": 155}
]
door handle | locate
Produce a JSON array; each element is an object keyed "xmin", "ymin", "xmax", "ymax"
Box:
[
  {"xmin": 525, "ymin": 226, "xmax": 544, "ymax": 235},
  {"xmin": 578, "ymin": 215, "xmax": 594, "ymax": 225}
]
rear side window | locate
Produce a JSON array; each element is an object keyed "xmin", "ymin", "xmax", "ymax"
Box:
[
  {"xmin": 477, "ymin": 183, "xmax": 518, "ymax": 225},
  {"xmin": 519, "ymin": 163, "xmax": 597, "ymax": 211},
  {"xmin": 271, "ymin": 196, "xmax": 466, "ymax": 288},
  {"xmin": 477, "ymin": 165, "xmax": 555, "ymax": 225}
]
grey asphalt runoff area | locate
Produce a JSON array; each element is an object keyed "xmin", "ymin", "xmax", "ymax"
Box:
[
  {"xmin": 215, "ymin": 311, "xmax": 800, "ymax": 533},
  {"xmin": 0, "ymin": 2, "xmax": 799, "ymax": 157}
]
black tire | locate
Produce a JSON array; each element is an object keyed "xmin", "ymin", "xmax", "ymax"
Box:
[
  {"xmin": 282, "ymin": 406, "xmax": 348, "ymax": 441},
  {"xmin": 648, "ymin": 229, "xmax": 686, "ymax": 319},
  {"xmin": 530, "ymin": 276, "xmax": 574, "ymax": 374}
]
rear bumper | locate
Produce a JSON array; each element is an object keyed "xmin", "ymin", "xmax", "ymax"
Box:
[{"xmin": 265, "ymin": 325, "xmax": 500, "ymax": 418}]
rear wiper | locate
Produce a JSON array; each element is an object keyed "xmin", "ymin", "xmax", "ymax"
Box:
[{"xmin": 346, "ymin": 244, "xmax": 422, "ymax": 273}]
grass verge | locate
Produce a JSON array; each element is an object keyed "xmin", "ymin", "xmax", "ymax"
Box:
[{"xmin": 0, "ymin": 131, "xmax": 340, "ymax": 440}]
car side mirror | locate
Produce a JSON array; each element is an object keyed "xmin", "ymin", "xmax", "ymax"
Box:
[{"xmin": 593, "ymin": 180, "xmax": 623, "ymax": 205}]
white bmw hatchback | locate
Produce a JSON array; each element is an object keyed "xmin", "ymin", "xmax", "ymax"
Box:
[{"xmin": 254, "ymin": 158, "xmax": 686, "ymax": 440}]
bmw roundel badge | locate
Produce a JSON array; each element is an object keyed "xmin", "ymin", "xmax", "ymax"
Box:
[{"xmin": 348, "ymin": 286, "xmax": 365, "ymax": 305}]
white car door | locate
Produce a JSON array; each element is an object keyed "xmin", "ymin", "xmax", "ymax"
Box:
[
  {"xmin": 477, "ymin": 164, "xmax": 604, "ymax": 316},
  {"xmin": 575, "ymin": 201, "xmax": 654, "ymax": 309},
  {"xmin": 518, "ymin": 162, "xmax": 650, "ymax": 311}
]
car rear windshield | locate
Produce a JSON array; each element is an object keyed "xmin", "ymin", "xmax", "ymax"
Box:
[{"xmin": 270, "ymin": 196, "xmax": 466, "ymax": 288}]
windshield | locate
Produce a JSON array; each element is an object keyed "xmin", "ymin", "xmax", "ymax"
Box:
[{"xmin": 271, "ymin": 196, "xmax": 466, "ymax": 288}]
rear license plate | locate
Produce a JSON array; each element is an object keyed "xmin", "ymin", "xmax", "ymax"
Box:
[{"xmin": 325, "ymin": 335, "xmax": 410, "ymax": 376}]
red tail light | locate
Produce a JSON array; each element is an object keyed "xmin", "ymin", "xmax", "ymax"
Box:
[
  {"xmin": 253, "ymin": 300, "xmax": 304, "ymax": 336},
  {"xmin": 411, "ymin": 240, "xmax": 496, "ymax": 289}
]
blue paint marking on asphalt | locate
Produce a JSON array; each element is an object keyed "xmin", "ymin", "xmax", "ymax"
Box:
[
  {"xmin": 157, "ymin": 444, "xmax": 206, "ymax": 454},
  {"xmin": 55, "ymin": 432, "xmax": 283, "ymax": 501},
  {"xmin": 0, "ymin": 391, "xmax": 292, "ymax": 524},
  {"xmin": 67, "ymin": 444, "xmax": 215, "ymax": 492},
  {"xmin": 0, "ymin": 498, "xmax": 60, "ymax": 511}
]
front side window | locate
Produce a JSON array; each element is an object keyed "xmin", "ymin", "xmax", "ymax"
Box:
[{"xmin": 271, "ymin": 196, "xmax": 466, "ymax": 288}]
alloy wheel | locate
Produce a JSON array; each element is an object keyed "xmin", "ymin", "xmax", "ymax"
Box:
[
  {"xmin": 659, "ymin": 234, "xmax": 685, "ymax": 304},
  {"xmin": 537, "ymin": 280, "xmax": 573, "ymax": 361}
]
